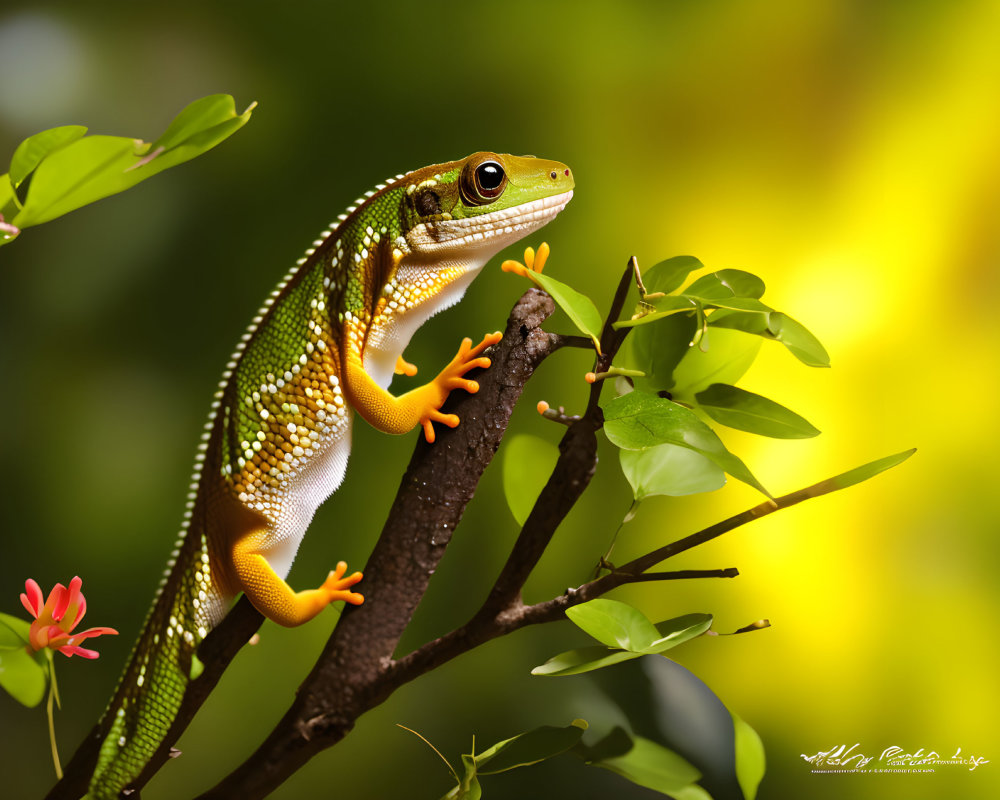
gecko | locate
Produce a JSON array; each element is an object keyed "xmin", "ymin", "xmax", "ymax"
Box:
[{"xmin": 82, "ymin": 152, "xmax": 574, "ymax": 798}]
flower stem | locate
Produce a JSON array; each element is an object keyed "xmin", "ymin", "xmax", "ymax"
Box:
[{"xmin": 46, "ymin": 652, "xmax": 63, "ymax": 780}]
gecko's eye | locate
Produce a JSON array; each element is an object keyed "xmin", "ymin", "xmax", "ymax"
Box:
[{"xmin": 461, "ymin": 158, "xmax": 507, "ymax": 206}]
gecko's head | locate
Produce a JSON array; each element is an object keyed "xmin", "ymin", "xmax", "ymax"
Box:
[{"xmin": 399, "ymin": 152, "xmax": 574, "ymax": 259}]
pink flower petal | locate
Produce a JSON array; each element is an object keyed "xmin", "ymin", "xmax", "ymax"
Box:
[
  {"xmin": 54, "ymin": 576, "xmax": 81, "ymax": 623},
  {"xmin": 42, "ymin": 583, "xmax": 67, "ymax": 622},
  {"xmin": 45, "ymin": 625, "xmax": 70, "ymax": 647},
  {"xmin": 67, "ymin": 626, "xmax": 118, "ymax": 643},
  {"xmin": 73, "ymin": 593, "xmax": 88, "ymax": 627},
  {"xmin": 20, "ymin": 579, "xmax": 43, "ymax": 618},
  {"xmin": 58, "ymin": 644, "xmax": 100, "ymax": 659}
]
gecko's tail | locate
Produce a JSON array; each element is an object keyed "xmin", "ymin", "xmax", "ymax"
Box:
[{"xmin": 84, "ymin": 516, "xmax": 229, "ymax": 799}]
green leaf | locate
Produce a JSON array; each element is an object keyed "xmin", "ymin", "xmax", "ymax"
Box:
[
  {"xmin": 710, "ymin": 310, "xmax": 829, "ymax": 367},
  {"xmin": 602, "ymin": 392, "xmax": 770, "ymax": 497},
  {"xmin": 669, "ymin": 327, "xmax": 762, "ymax": 400},
  {"xmin": 532, "ymin": 615, "xmax": 713, "ymax": 676},
  {"xmin": 441, "ymin": 754, "xmax": 482, "ymax": 800},
  {"xmin": 614, "ymin": 296, "xmax": 696, "ymax": 329},
  {"xmin": 150, "ymin": 94, "xmax": 243, "ymax": 151},
  {"xmin": 9, "ymin": 94, "xmax": 255, "ymax": 230},
  {"xmin": 646, "ymin": 613, "xmax": 714, "ymax": 653},
  {"xmin": 573, "ymin": 726, "xmax": 634, "ymax": 761},
  {"xmin": 621, "ymin": 312, "xmax": 700, "ymax": 394},
  {"xmin": 531, "ymin": 645, "xmax": 643, "ymax": 676},
  {"xmin": 683, "ymin": 269, "xmax": 765, "ymax": 301},
  {"xmin": 566, "ymin": 599, "xmax": 660, "ymax": 651},
  {"xmin": 707, "ymin": 309, "xmax": 769, "ymax": 335},
  {"xmin": 643, "ymin": 256, "xmax": 704, "ymax": 295},
  {"xmin": 1, "ymin": 174, "xmax": 21, "ymax": 230},
  {"xmin": 588, "ymin": 733, "xmax": 708, "ymax": 797},
  {"xmin": 767, "ymin": 312, "xmax": 830, "ymax": 367},
  {"xmin": 808, "ymin": 448, "xmax": 916, "ymax": 496},
  {"xmin": 732, "ymin": 712, "xmax": 766, "ymax": 800},
  {"xmin": 695, "ymin": 384, "xmax": 820, "ymax": 439},
  {"xmin": 477, "ymin": 721, "xmax": 588, "ymax": 774},
  {"xmin": 9, "ymin": 124, "xmax": 88, "ymax": 189},
  {"xmin": 703, "ymin": 297, "xmax": 773, "ymax": 313},
  {"xmin": 0, "ymin": 642, "xmax": 48, "ymax": 708},
  {"xmin": 502, "ymin": 434, "xmax": 560, "ymax": 526},
  {"xmin": 620, "ymin": 443, "xmax": 726, "ymax": 499},
  {"xmin": 528, "ymin": 270, "xmax": 604, "ymax": 349},
  {"xmin": 0, "ymin": 612, "xmax": 31, "ymax": 647}
]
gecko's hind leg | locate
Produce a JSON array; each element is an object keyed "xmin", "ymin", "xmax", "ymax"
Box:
[{"xmin": 232, "ymin": 529, "xmax": 363, "ymax": 627}]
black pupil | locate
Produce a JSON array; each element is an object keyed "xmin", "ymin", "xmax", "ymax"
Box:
[{"xmin": 476, "ymin": 162, "xmax": 504, "ymax": 191}]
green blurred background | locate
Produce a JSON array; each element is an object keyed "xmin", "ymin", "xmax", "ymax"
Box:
[{"xmin": 2, "ymin": 1, "xmax": 998, "ymax": 798}]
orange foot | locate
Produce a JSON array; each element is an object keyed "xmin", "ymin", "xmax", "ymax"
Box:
[
  {"xmin": 394, "ymin": 355, "xmax": 418, "ymax": 376},
  {"xmin": 420, "ymin": 331, "xmax": 503, "ymax": 443},
  {"xmin": 501, "ymin": 242, "xmax": 550, "ymax": 277},
  {"xmin": 323, "ymin": 561, "xmax": 364, "ymax": 605}
]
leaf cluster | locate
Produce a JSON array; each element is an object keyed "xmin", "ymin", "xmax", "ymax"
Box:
[{"xmin": 0, "ymin": 95, "xmax": 254, "ymax": 248}]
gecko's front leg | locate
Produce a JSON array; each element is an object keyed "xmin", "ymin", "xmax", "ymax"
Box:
[{"xmin": 345, "ymin": 331, "xmax": 502, "ymax": 443}]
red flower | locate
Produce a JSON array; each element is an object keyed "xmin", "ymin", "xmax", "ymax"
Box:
[{"xmin": 19, "ymin": 577, "xmax": 118, "ymax": 659}]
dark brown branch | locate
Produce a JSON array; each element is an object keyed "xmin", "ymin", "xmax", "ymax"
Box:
[
  {"xmin": 625, "ymin": 568, "xmax": 740, "ymax": 582},
  {"xmin": 550, "ymin": 333, "xmax": 595, "ymax": 350},
  {"xmin": 472, "ymin": 259, "xmax": 637, "ymax": 623},
  {"xmin": 195, "ymin": 289, "xmax": 558, "ymax": 799}
]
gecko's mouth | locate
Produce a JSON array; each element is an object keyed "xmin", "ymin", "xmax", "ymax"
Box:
[{"xmin": 406, "ymin": 190, "xmax": 574, "ymax": 253}]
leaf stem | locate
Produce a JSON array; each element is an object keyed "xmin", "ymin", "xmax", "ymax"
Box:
[
  {"xmin": 595, "ymin": 500, "xmax": 640, "ymax": 578},
  {"xmin": 46, "ymin": 652, "xmax": 63, "ymax": 780},
  {"xmin": 396, "ymin": 724, "xmax": 458, "ymax": 784}
]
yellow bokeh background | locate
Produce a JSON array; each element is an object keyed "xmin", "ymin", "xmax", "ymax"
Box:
[{"xmin": 1, "ymin": 2, "xmax": 998, "ymax": 798}]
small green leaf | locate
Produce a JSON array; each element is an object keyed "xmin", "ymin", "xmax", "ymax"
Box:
[
  {"xmin": 573, "ymin": 726, "xmax": 633, "ymax": 761},
  {"xmin": 707, "ymin": 309, "xmax": 769, "ymax": 335},
  {"xmin": 589, "ymin": 733, "xmax": 707, "ymax": 797},
  {"xmin": 502, "ymin": 434, "xmax": 560, "ymax": 526},
  {"xmin": 670, "ymin": 327, "xmax": 762, "ymax": 400},
  {"xmin": 0, "ymin": 643, "xmax": 48, "ymax": 707},
  {"xmin": 10, "ymin": 95, "xmax": 254, "ymax": 230},
  {"xmin": 644, "ymin": 613, "xmax": 714, "ymax": 653},
  {"xmin": 614, "ymin": 296, "xmax": 696, "ymax": 329},
  {"xmin": 643, "ymin": 256, "xmax": 704, "ymax": 295},
  {"xmin": 566, "ymin": 599, "xmax": 660, "ymax": 651},
  {"xmin": 9, "ymin": 125, "xmax": 88, "ymax": 189},
  {"xmin": 531, "ymin": 645, "xmax": 643, "ymax": 676},
  {"xmin": 732, "ymin": 712, "xmax": 766, "ymax": 800},
  {"xmin": 695, "ymin": 384, "xmax": 820, "ymax": 439},
  {"xmin": 440, "ymin": 753, "xmax": 482, "ymax": 800},
  {"xmin": 0, "ymin": 612, "xmax": 31, "ymax": 647},
  {"xmin": 528, "ymin": 271, "xmax": 604, "ymax": 349},
  {"xmin": 620, "ymin": 443, "xmax": 726, "ymax": 499},
  {"xmin": 767, "ymin": 312, "xmax": 830, "ymax": 367},
  {"xmin": 683, "ymin": 269, "xmax": 766, "ymax": 301},
  {"xmin": 703, "ymin": 297, "xmax": 773, "ymax": 313},
  {"xmin": 621, "ymin": 312, "xmax": 700, "ymax": 395},
  {"xmin": 1, "ymin": 174, "xmax": 19, "ymax": 224},
  {"xmin": 602, "ymin": 392, "xmax": 770, "ymax": 497},
  {"xmin": 813, "ymin": 448, "xmax": 916, "ymax": 495},
  {"xmin": 710, "ymin": 310, "xmax": 829, "ymax": 367},
  {"xmin": 477, "ymin": 721, "xmax": 588, "ymax": 774},
  {"xmin": 532, "ymin": 615, "xmax": 712, "ymax": 676},
  {"xmin": 150, "ymin": 94, "xmax": 243, "ymax": 151}
]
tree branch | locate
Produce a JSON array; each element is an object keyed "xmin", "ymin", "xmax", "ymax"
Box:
[{"xmin": 195, "ymin": 288, "xmax": 559, "ymax": 799}]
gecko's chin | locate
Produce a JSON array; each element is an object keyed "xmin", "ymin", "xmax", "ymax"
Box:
[{"xmin": 405, "ymin": 190, "xmax": 574, "ymax": 257}]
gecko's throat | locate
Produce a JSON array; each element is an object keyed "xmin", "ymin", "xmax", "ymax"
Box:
[{"xmin": 405, "ymin": 190, "xmax": 574, "ymax": 255}]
